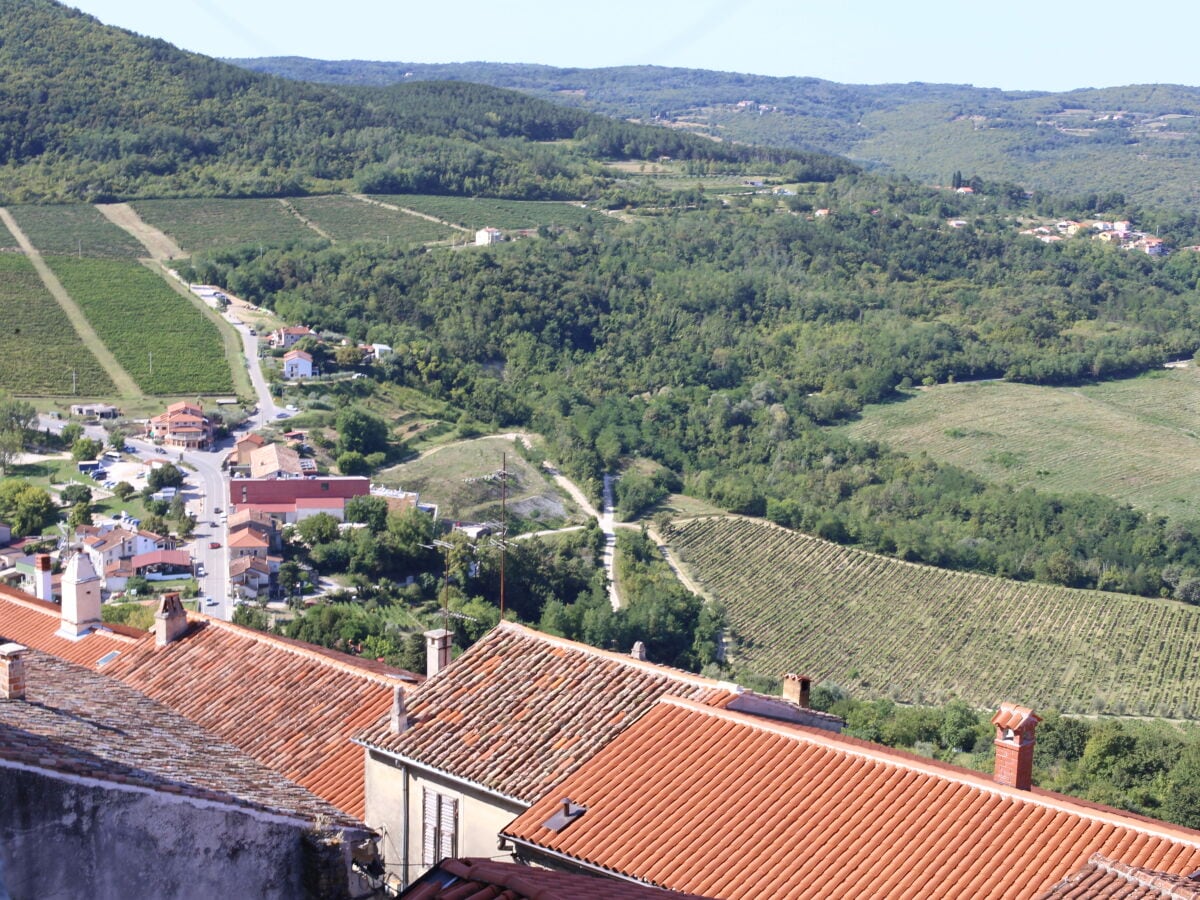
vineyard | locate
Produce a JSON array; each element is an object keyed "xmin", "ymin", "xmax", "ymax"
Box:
[
  {"xmin": 46, "ymin": 257, "xmax": 233, "ymax": 395},
  {"xmin": 130, "ymin": 198, "xmax": 315, "ymax": 253},
  {"xmin": 666, "ymin": 515, "xmax": 1200, "ymax": 718},
  {"xmin": 0, "ymin": 216, "xmax": 15, "ymax": 249},
  {"xmin": 839, "ymin": 374, "xmax": 1200, "ymax": 522},
  {"xmin": 368, "ymin": 194, "xmax": 606, "ymax": 230},
  {"xmin": 7, "ymin": 204, "xmax": 144, "ymax": 258},
  {"xmin": 0, "ymin": 254, "xmax": 114, "ymax": 395},
  {"xmin": 288, "ymin": 195, "xmax": 456, "ymax": 244}
]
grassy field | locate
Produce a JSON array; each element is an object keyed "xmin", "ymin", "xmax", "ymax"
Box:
[
  {"xmin": 838, "ymin": 371, "xmax": 1200, "ymax": 522},
  {"xmin": 7, "ymin": 204, "xmax": 145, "ymax": 258},
  {"xmin": 369, "ymin": 194, "xmax": 605, "ymax": 230},
  {"xmin": 130, "ymin": 198, "xmax": 316, "ymax": 253},
  {"xmin": 0, "ymin": 216, "xmax": 15, "ymax": 249},
  {"xmin": 375, "ymin": 435, "xmax": 579, "ymax": 531},
  {"xmin": 45, "ymin": 257, "xmax": 234, "ymax": 395},
  {"xmin": 0, "ymin": 253, "xmax": 115, "ymax": 395},
  {"xmin": 289, "ymin": 195, "xmax": 457, "ymax": 244},
  {"xmin": 667, "ymin": 515, "xmax": 1200, "ymax": 718}
]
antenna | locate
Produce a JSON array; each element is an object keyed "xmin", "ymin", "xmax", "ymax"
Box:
[
  {"xmin": 426, "ymin": 539, "xmax": 455, "ymax": 631},
  {"xmin": 500, "ymin": 451, "xmax": 507, "ymax": 618}
]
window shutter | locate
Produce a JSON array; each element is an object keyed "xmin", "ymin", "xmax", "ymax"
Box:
[
  {"xmin": 421, "ymin": 788, "xmax": 438, "ymax": 867},
  {"xmin": 438, "ymin": 795, "xmax": 458, "ymax": 861}
]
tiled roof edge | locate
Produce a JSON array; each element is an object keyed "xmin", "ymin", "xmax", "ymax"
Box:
[
  {"xmin": 0, "ymin": 585, "xmax": 145, "ymax": 643},
  {"xmin": 656, "ymin": 696, "xmax": 1200, "ymax": 846},
  {"xmin": 355, "ymin": 740, "xmax": 527, "ymax": 806},
  {"xmin": 1089, "ymin": 852, "xmax": 1200, "ymax": 897}
]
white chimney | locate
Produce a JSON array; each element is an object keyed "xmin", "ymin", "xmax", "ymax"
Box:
[
  {"xmin": 34, "ymin": 553, "xmax": 53, "ymax": 602},
  {"xmin": 630, "ymin": 641, "xmax": 647, "ymax": 661},
  {"xmin": 57, "ymin": 551, "xmax": 102, "ymax": 640},
  {"xmin": 424, "ymin": 628, "xmax": 452, "ymax": 678},
  {"xmin": 154, "ymin": 592, "xmax": 188, "ymax": 647},
  {"xmin": 0, "ymin": 642, "xmax": 28, "ymax": 701},
  {"xmin": 389, "ymin": 685, "xmax": 408, "ymax": 733}
]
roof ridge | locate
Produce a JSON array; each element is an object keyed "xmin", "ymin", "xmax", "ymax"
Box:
[
  {"xmin": 496, "ymin": 622, "xmax": 729, "ymax": 691},
  {"xmin": 0, "ymin": 585, "xmax": 144, "ymax": 642},
  {"xmin": 1090, "ymin": 852, "xmax": 1200, "ymax": 897},
  {"xmin": 656, "ymin": 696, "xmax": 1200, "ymax": 847}
]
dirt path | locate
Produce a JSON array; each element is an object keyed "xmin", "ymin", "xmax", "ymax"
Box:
[
  {"xmin": 278, "ymin": 199, "xmax": 334, "ymax": 242},
  {"xmin": 0, "ymin": 206, "xmax": 141, "ymax": 398},
  {"xmin": 95, "ymin": 203, "xmax": 185, "ymax": 260},
  {"xmin": 350, "ymin": 194, "xmax": 472, "ymax": 233}
]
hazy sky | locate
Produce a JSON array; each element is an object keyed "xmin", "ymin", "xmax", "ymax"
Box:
[{"xmin": 65, "ymin": 0, "xmax": 1198, "ymax": 92}]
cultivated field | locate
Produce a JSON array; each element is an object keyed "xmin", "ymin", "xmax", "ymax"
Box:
[
  {"xmin": 376, "ymin": 436, "xmax": 578, "ymax": 531},
  {"xmin": 0, "ymin": 254, "xmax": 114, "ymax": 395},
  {"xmin": 368, "ymin": 194, "xmax": 604, "ymax": 230},
  {"xmin": 0, "ymin": 217, "xmax": 16, "ymax": 249},
  {"xmin": 7, "ymin": 204, "xmax": 144, "ymax": 258},
  {"xmin": 839, "ymin": 373, "xmax": 1200, "ymax": 522},
  {"xmin": 289, "ymin": 195, "xmax": 456, "ymax": 244},
  {"xmin": 45, "ymin": 257, "xmax": 233, "ymax": 395},
  {"xmin": 130, "ymin": 198, "xmax": 315, "ymax": 253},
  {"xmin": 667, "ymin": 516, "xmax": 1200, "ymax": 718}
]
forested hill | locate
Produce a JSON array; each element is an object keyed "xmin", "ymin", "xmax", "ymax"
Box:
[
  {"xmin": 0, "ymin": 0, "xmax": 850, "ymax": 203},
  {"xmin": 233, "ymin": 57, "xmax": 1200, "ymax": 212}
]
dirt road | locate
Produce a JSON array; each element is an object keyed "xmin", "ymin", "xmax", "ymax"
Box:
[{"xmin": 95, "ymin": 203, "xmax": 184, "ymax": 260}]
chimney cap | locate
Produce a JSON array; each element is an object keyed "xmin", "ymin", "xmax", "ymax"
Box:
[
  {"xmin": 991, "ymin": 702, "xmax": 1040, "ymax": 735},
  {"xmin": 0, "ymin": 642, "xmax": 29, "ymax": 659},
  {"xmin": 630, "ymin": 641, "xmax": 647, "ymax": 661}
]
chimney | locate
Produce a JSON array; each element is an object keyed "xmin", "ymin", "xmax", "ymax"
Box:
[
  {"xmin": 630, "ymin": 641, "xmax": 647, "ymax": 661},
  {"xmin": 991, "ymin": 702, "xmax": 1041, "ymax": 790},
  {"xmin": 57, "ymin": 551, "xmax": 102, "ymax": 640},
  {"xmin": 389, "ymin": 685, "xmax": 408, "ymax": 733},
  {"xmin": 34, "ymin": 554, "xmax": 53, "ymax": 602},
  {"xmin": 154, "ymin": 592, "xmax": 188, "ymax": 647},
  {"xmin": 782, "ymin": 673, "xmax": 812, "ymax": 708},
  {"xmin": 0, "ymin": 643, "xmax": 29, "ymax": 701},
  {"xmin": 424, "ymin": 628, "xmax": 452, "ymax": 678}
]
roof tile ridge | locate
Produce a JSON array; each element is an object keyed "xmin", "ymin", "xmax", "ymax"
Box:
[
  {"xmin": 496, "ymin": 621, "xmax": 730, "ymax": 692},
  {"xmin": 0, "ymin": 589, "xmax": 144, "ymax": 643},
  {"xmin": 654, "ymin": 697, "xmax": 1200, "ymax": 847},
  {"xmin": 1090, "ymin": 852, "xmax": 1200, "ymax": 897},
  {"xmin": 197, "ymin": 616, "xmax": 403, "ymax": 686}
]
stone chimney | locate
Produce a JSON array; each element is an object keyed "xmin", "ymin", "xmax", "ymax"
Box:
[
  {"xmin": 0, "ymin": 643, "xmax": 28, "ymax": 701},
  {"xmin": 154, "ymin": 592, "xmax": 188, "ymax": 647},
  {"xmin": 782, "ymin": 673, "xmax": 812, "ymax": 708},
  {"xmin": 424, "ymin": 628, "xmax": 452, "ymax": 678},
  {"xmin": 34, "ymin": 553, "xmax": 53, "ymax": 602},
  {"xmin": 991, "ymin": 702, "xmax": 1041, "ymax": 790},
  {"xmin": 57, "ymin": 551, "xmax": 102, "ymax": 640},
  {"xmin": 389, "ymin": 685, "xmax": 408, "ymax": 734},
  {"xmin": 630, "ymin": 641, "xmax": 647, "ymax": 661}
]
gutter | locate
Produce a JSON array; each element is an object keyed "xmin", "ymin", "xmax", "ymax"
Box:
[{"xmin": 504, "ymin": 834, "xmax": 662, "ymax": 889}]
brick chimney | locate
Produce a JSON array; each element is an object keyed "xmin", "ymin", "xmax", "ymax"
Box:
[
  {"xmin": 57, "ymin": 551, "xmax": 101, "ymax": 640},
  {"xmin": 424, "ymin": 628, "xmax": 452, "ymax": 678},
  {"xmin": 154, "ymin": 592, "xmax": 188, "ymax": 647},
  {"xmin": 389, "ymin": 685, "xmax": 408, "ymax": 733},
  {"xmin": 630, "ymin": 641, "xmax": 647, "ymax": 661},
  {"xmin": 0, "ymin": 642, "xmax": 29, "ymax": 701},
  {"xmin": 782, "ymin": 673, "xmax": 812, "ymax": 708},
  {"xmin": 991, "ymin": 702, "xmax": 1041, "ymax": 790},
  {"xmin": 34, "ymin": 553, "xmax": 53, "ymax": 602}
]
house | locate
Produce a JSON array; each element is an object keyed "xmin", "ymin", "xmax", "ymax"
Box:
[
  {"xmin": 228, "ymin": 508, "xmax": 282, "ymax": 547},
  {"xmin": 0, "ymin": 642, "xmax": 373, "ymax": 900},
  {"xmin": 269, "ymin": 325, "xmax": 314, "ymax": 349},
  {"xmin": 370, "ymin": 343, "xmax": 392, "ymax": 359},
  {"xmin": 475, "ymin": 227, "xmax": 503, "ymax": 246},
  {"xmin": 227, "ymin": 526, "xmax": 270, "ymax": 560},
  {"xmin": 353, "ymin": 622, "xmax": 840, "ymax": 886},
  {"xmin": 248, "ymin": 442, "xmax": 304, "ymax": 479},
  {"xmin": 129, "ymin": 548, "xmax": 193, "ymax": 580},
  {"xmin": 229, "ymin": 556, "xmax": 271, "ymax": 598},
  {"xmin": 224, "ymin": 432, "xmax": 268, "ymax": 472},
  {"xmin": 147, "ymin": 401, "xmax": 213, "ymax": 450},
  {"xmin": 68, "ymin": 402, "xmax": 119, "ymax": 419},
  {"xmin": 228, "ymin": 476, "xmax": 370, "ymax": 524},
  {"xmin": 282, "ymin": 348, "xmax": 313, "ymax": 379},
  {"xmin": 500, "ymin": 697, "xmax": 1200, "ymax": 899}
]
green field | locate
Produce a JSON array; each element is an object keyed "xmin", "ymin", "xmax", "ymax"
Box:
[
  {"xmin": 130, "ymin": 198, "xmax": 316, "ymax": 253},
  {"xmin": 838, "ymin": 372, "xmax": 1200, "ymax": 522},
  {"xmin": 0, "ymin": 254, "xmax": 114, "ymax": 395},
  {"xmin": 668, "ymin": 516, "xmax": 1200, "ymax": 718},
  {"xmin": 289, "ymin": 195, "xmax": 456, "ymax": 244},
  {"xmin": 369, "ymin": 194, "xmax": 606, "ymax": 230},
  {"xmin": 45, "ymin": 257, "xmax": 233, "ymax": 394},
  {"xmin": 7, "ymin": 204, "xmax": 144, "ymax": 258},
  {"xmin": 375, "ymin": 435, "xmax": 577, "ymax": 531},
  {"xmin": 0, "ymin": 217, "xmax": 15, "ymax": 249}
]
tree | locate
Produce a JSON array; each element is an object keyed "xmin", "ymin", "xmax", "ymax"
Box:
[
  {"xmin": 60, "ymin": 484, "xmax": 93, "ymax": 506},
  {"xmin": 335, "ymin": 406, "xmax": 389, "ymax": 456},
  {"xmin": 279, "ymin": 560, "xmax": 304, "ymax": 595},
  {"xmin": 176, "ymin": 514, "xmax": 196, "ymax": 540},
  {"xmin": 60, "ymin": 423, "xmax": 83, "ymax": 447},
  {"xmin": 112, "ymin": 481, "xmax": 135, "ymax": 501},
  {"xmin": 345, "ymin": 495, "xmax": 390, "ymax": 533},
  {"xmin": 147, "ymin": 463, "xmax": 185, "ymax": 492},
  {"xmin": 67, "ymin": 501, "xmax": 93, "ymax": 529},
  {"xmin": 71, "ymin": 437, "xmax": 103, "ymax": 462},
  {"xmin": 336, "ymin": 450, "xmax": 369, "ymax": 476},
  {"xmin": 0, "ymin": 394, "xmax": 36, "ymax": 474},
  {"xmin": 0, "ymin": 482, "xmax": 57, "ymax": 536},
  {"xmin": 107, "ymin": 428, "xmax": 127, "ymax": 450},
  {"xmin": 296, "ymin": 512, "xmax": 341, "ymax": 546}
]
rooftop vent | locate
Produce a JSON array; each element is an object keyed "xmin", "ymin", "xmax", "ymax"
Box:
[{"xmin": 542, "ymin": 798, "xmax": 586, "ymax": 833}]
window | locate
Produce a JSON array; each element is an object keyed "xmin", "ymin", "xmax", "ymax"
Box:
[{"xmin": 421, "ymin": 788, "xmax": 458, "ymax": 867}]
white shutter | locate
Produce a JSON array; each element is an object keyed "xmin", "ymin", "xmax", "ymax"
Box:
[
  {"xmin": 438, "ymin": 795, "xmax": 458, "ymax": 861},
  {"xmin": 421, "ymin": 787, "xmax": 438, "ymax": 867}
]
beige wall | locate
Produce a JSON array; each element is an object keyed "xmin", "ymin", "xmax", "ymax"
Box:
[{"xmin": 364, "ymin": 748, "xmax": 524, "ymax": 888}]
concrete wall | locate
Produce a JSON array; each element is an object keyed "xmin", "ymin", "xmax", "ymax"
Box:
[{"xmin": 0, "ymin": 766, "xmax": 353, "ymax": 900}]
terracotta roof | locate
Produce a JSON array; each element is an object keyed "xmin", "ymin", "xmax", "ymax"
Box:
[
  {"xmin": 502, "ymin": 698, "xmax": 1200, "ymax": 900},
  {"xmin": 0, "ymin": 647, "xmax": 361, "ymax": 831},
  {"xmin": 0, "ymin": 585, "xmax": 141, "ymax": 667},
  {"xmin": 1039, "ymin": 853, "xmax": 1200, "ymax": 898},
  {"xmin": 101, "ymin": 615, "xmax": 421, "ymax": 819},
  {"xmin": 229, "ymin": 556, "xmax": 270, "ymax": 577},
  {"xmin": 228, "ymin": 529, "xmax": 269, "ymax": 548},
  {"xmin": 355, "ymin": 622, "xmax": 736, "ymax": 803},
  {"xmin": 131, "ymin": 549, "xmax": 192, "ymax": 569},
  {"xmin": 401, "ymin": 858, "xmax": 713, "ymax": 900},
  {"xmin": 249, "ymin": 443, "xmax": 303, "ymax": 478}
]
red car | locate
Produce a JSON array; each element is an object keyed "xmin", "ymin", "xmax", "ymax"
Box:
[{"xmin": 208, "ymin": 541, "xmax": 221, "ymax": 549}]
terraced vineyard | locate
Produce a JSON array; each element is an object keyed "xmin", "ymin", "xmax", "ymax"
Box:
[
  {"xmin": 289, "ymin": 195, "xmax": 456, "ymax": 244},
  {"xmin": 839, "ymin": 374, "xmax": 1200, "ymax": 522},
  {"xmin": 369, "ymin": 194, "xmax": 605, "ymax": 230},
  {"xmin": 130, "ymin": 198, "xmax": 315, "ymax": 253},
  {"xmin": 667, "ymin": 516, "xmax": 1200, "ymax": 718},
  {"xmin": 46, "ymin": 258, "xmax": 233, "ymax": 394},
  {"xmin": 0, "ymin": 254, "xmax": 114, "ymax": 395},
  {"xmin": 7, "ymin": 204, "xmax": 144, "ymax": 258}
]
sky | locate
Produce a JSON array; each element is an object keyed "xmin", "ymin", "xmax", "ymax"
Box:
[{"xmin": 64, "ymin": 0, "xmax": 1198, "ymax": 93}]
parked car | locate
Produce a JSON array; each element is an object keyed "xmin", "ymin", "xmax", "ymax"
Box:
[
  {"xmin": 204, "ymin": 597, "xmax": 218, "ymax": 607},
  {"xmin": 208, "ymin": 541, "xmax": 221, "ymax": 549}
]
